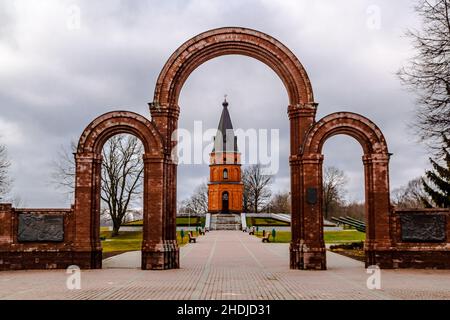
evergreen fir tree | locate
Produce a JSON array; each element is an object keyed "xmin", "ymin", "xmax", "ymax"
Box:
[{"xmin": 422, "ymin": 135, "xmax": 450, "ymax": 208}]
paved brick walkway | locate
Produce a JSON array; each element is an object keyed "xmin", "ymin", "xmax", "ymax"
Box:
[{"xmin": 1, "ymin": 231, "xmax": 449, "ymax": 299}]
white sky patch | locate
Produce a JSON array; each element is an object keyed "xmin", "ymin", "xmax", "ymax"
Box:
[{"xmin": 0, "ymin": 117, "xmax": 24, "ymax": 146}]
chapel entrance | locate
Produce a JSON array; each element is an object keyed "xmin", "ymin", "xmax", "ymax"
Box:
[{"xmin": 222, "ymin": 192, "xmax": 229, "ymax": 213}]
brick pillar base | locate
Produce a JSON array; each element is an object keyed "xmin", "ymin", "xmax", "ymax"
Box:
[
  {"xmin": 289, "ymin": 243, "xmax": 302, "ymax": 269},
  {"xmin": 0, "ymin": 250, "xmax": 103, "ymax": 271},
  {"xmin": 290, "ymin": 242, "xmax": 327, "ymax": 270},
  {"xmin": 91, "ymin": 249, "xmax": 102, "ymax": 269},
  {"xmin": 365, "ymin": 249, "xmax": 394, "ymax": 268},
  {"xmin": 141, "ymin": 240, "xmax": 179, "ymax": 270},
  {"xmin": 365, "ymin": 249, "xmax": 450, "ymax": 269},
  {"xmin": 71, "ymin": 250, "xmax": 102, "ymax": 269}
]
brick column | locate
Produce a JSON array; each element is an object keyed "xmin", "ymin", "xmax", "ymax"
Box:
[
  {"xmin": 149, "ymin": 103, "xmax": 180, "ymax": 269},
  {"xmin": 0, "ymin": 204, "xmax": 13, "ymax": 248},
  {"xmin": 299, "ymin": 153, "xmax": 327, "ymax": 270},
  {"xmin": 363, "ymin": 153, "xmax": 393, "ymax": 267},
  {"xmin": 141, "ymin": 154, "xmax": 179, "ymax": 269},
  {"xmin": 73, "ymin": 152, "xmax": 102, "ymax": 269},
  {"xmin": 288, "ymin": 103, "xmax": 319, "ymax": 270}
]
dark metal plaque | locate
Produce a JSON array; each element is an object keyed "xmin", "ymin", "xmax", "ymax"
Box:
[
  {"xmin": 18, "ymin": 214, "xmax": 64, "ymax": 242},
  {"xmin": 306, "ymin": 187, "xmax": 317, "ymax": 205},
  {"xmin": 400, "ymin": 214, "xmax": 446, "ymax": 242}
]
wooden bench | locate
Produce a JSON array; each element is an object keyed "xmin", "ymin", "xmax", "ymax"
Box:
[
  {"xmin": 249, "ymin": 228, "xmax": 255, "ymax": 235},
  {"xmin": 262, "ymin": 233, "xmax": 270, "ymax": 243},
  {"xmin": 188, "ymin": 231, "xmax": 197, "ymax": 243},
  {"xmin": 199, "ymin": 229, "xmax": 205, "ymax": 235}
]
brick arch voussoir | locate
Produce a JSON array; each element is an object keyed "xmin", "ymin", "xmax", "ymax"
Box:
[
  {"xmin": 153, "ymin": 27, "xmax": 314, "ymax": 107},
  {"xmin": 77, "ymin": 111, "xmax": 164, "ymax": 156},
  {"xmin": 303, "ymin": 112, "xmax": 389, "ymax": 155},
  {"xmin": 172, "ymin": 43, "xmax": 300, "ymax": 106}
]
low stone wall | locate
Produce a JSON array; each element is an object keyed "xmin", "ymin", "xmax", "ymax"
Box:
[
  {"xmin": 2, "ymin": 203, "xmax": 450, "ymax": 270},
  {"xmin": 0, "ymin": 204, "xmax": 76, "ymax": 270},
  {"xmin": 381, "ymin": 208, "xmax": 450, "ymax": 269},
  {"xmin": 177, "ymin": 212, "xmax": 206, "ymax": 217}
]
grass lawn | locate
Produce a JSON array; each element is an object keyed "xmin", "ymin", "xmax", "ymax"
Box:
[
  {"xmin": 176, "ymin": 216, "xmax": 206, "ymax": 227},
  {"xmin": 246, "ymin": 217, "xmax": 290, "ymax": 227},
  {"xmin": 324, "ymin": 230, "xmax": 365, "ymax": 243},
  {"xmin": 330, "ymin": 248, "xmax": 366, "ymax": 262},
  {"xmin": 122, "ymin": 217, "xmax": 205, "ymax": 227},
  {"xmin": 121, "ymin": 220, "xmax": 144, "ymax": 226},
  {"xmin": 99, "ymin": 227, "xmax": 365, "ymax": 257},
  {"xmin": 254, "ymin": 230, "xmax": 365, "ymax": 244},
  {"xmin": 100, "ymin": 227, "xmax": 196, "ymax": 254}
]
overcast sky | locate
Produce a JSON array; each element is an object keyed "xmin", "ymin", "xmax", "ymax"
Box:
[{"xmin": 0, "ymin": 0, "xmax": 429, "ymax": 208}]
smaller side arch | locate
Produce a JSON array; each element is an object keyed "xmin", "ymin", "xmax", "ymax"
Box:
[
  {"xmin": 77, "ymin": 111, "xmax": 164, "ymax": 156},
  {"xmin": 302, "ymin": 112, "xmax": 389, "ymax": 155},
  {"xmin": 294, "ymin": 111, "xmax": 393, "ymax": 270},
  {"xmin": 72, "ymin": 111, "xmax": 176, "ymax": 270}
]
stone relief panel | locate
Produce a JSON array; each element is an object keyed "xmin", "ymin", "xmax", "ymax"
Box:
[
  {"xmin": 18, "ymin": 214, "xmax": 64, "ymax": 242},
  {"xmin": 400, "ymin": 214, "xmax": 446, "ymax": 242}
]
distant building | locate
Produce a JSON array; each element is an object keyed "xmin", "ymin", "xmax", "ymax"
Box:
[{"xmin": 208, "ymin": 98, "xmax": 244, "ymax": 214}]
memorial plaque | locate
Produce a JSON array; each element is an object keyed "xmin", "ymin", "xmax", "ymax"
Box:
[
  {"xmin": 18, "ymin": 214, "xmax": 64, "ymax": 242},
  {"xmin": 306, "ymin": 187, "xmax": 318, "ymax": 205},
  {"xmin": 400, "ymin": 214, "xmax": 446, "ymax": 242}
]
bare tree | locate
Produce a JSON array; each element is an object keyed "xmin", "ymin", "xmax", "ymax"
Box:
[
  {"xmin": 265, "ymin": 191, "xmax": 291, "ymax": 213},
  {"xmin": 52, "ymin": 140, "xmax": 77, "ymax": 201},
  {"xmin": 391, "ymin": 177, "xmax": 429, "ymax": 208},
  {"xmin": 0, "ymin": 143, "xmax": 11, "ymax": 201},
  {"xmin": 242, "ymin": 174, "xmax": 254, "ymax": 212},
  {"xmin": 323, "ymin": 166, "xmax": 348, "ymax": 220},
  {"xmin": 398, "ymin": 0, "xmax": 450, "ymax": 150},
  {"xmin": 53, "ymin": 134, "xmax": 144, "ymax": 236},
  {"xmin": 101, "ymin": 135, "xmax": 144, "ymax": 236},
  {"xmin": 340, "ymin": 201, "xmax": 365, "ymax": 221},
  {"xmin": 242, "ymin": 164, "xmax": 272, "ymax": 213},
  {"xmin": 179, "ymin": 182, "xmax": 209, "ymax": 214},
  {"xmin": 242, "ymin": 175, "xmax": 252, "ymax": 213}
]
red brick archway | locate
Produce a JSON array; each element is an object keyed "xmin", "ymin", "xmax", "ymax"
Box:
[
  {"xmin": 2, "ymin": 28, "xmax": 450, "ymax": 272},
  {"xmin": 73, "ymin": 111, "xmax": 177, "ymax": 270},
  {"xmin": 150, "ymin": 27, "xmax": 319, "ymax": 269},
  {"xmin": 299, "ymin": 112, "xmax": 392, "ymax": 269}
]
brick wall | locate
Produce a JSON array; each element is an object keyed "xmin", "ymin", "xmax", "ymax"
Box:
[
  {"xmin": 0, "ymin": 204, "xmax": 78, "ymax": 270},
  {"xmin": 384, "ymin": 208, "xmax": 450, "ymax": 269}
]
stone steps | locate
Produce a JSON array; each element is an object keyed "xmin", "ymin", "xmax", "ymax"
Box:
[{"xmin": 210, "ymin": 214, "xmax": 242, "ymax": 231}]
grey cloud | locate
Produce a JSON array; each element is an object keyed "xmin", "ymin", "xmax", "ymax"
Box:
[{"xmin": 0, "ymin": 0, "xmax": 428, "ymax": 207}]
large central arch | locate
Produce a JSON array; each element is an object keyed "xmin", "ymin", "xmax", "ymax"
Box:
[
  {"xmin": 150, "ymin": 27, "xmax": 319, "ymax": 270},
  {"xmin": 153, "ymin": 27, "xmax": 314, "ymax": 107}
]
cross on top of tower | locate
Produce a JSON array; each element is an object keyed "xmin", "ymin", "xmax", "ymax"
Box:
[{"xmin": 223, "ymin": 94, "xmax": 228, "ymax": 107}]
